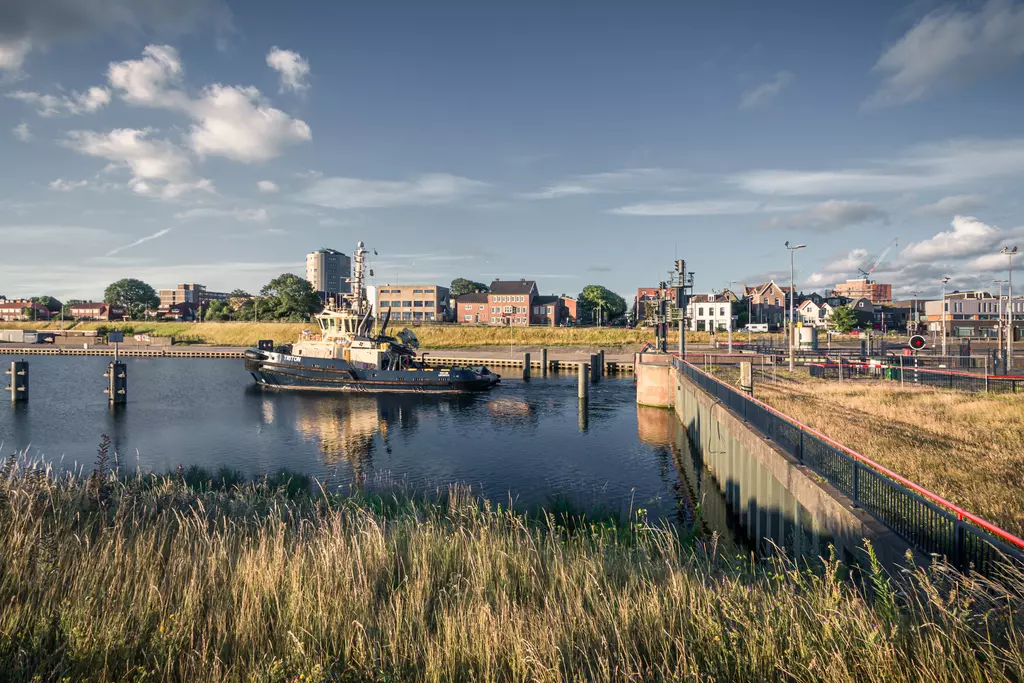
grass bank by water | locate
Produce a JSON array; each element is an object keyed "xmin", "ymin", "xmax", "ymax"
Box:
[
  {"xmin": 1, "ymin": 457, "xmax": 1022, "ymax": 682},
  {"xmin": 0, "ymin": 321, "xmax": 674, "ymax": 348},
  {"xmin": 711, "ymin": 366, "xmax": 1024, "ymax": 538}
]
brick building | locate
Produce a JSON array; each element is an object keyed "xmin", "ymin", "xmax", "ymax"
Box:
[
  {"xmin": 374, "ymin": 285, "xmax": 451, "ymax": 322},
  {"xmin": 68, "ymin": 302, "xmax": 126, "ymax": 321},
  {"xmin": 831, "ymin": 278, "xmax": 892, "ymax": 304},
  {"xmin": 455, "ymin": 279, "xmax": 574, "ymax": 326},
  {"xmin": 0, "ymin": 298, "xmax": 50, "ymax": 321}
]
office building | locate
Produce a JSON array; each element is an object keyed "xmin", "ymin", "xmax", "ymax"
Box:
[{"xmin": 305, "ymin": 248, "xmax": 352, "ymax": 297}]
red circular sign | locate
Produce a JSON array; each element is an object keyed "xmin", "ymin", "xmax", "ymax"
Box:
[{"xmin": 909, "ymin": 335, "xmax": 926, "ymax": 350}]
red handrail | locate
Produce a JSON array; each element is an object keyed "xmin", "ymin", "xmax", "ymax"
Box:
[{"xmin": 679, "ymin": 358, "xmax": 1024, "ymax": 551}]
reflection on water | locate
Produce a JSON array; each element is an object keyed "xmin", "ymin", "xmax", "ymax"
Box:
[{"xmin": 637, "ymin": 403, "xmax": 835, "ymax": 564}]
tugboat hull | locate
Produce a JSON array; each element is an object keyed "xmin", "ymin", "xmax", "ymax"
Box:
[{"xmin": 245, "ymin": 350, "xmax": 499, "ymax": 393}]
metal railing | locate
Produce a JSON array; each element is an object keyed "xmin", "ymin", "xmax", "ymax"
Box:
[
  {"xmin": 807, "ymin": 362, "xmax": 1024, "ymax": 393},
  {"xmin": 673, "ymin": 356, "xmax": 1024, "ymax": 574}
]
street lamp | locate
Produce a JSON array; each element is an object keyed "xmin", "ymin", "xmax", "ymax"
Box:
[
  {"xmin": 728, "ymin": 280, "xmax": 737, "ymax": 353},
  {"xmin": 785, "ymin": 241, "xmax": 806, "ymax": 371},
  {"xmin": 909, "ymin": 290, "xmax": 921, "ymax": 334},
  {"xmin": 1002, "ymin": 246, "xmax": 1018, "ymax": 371},
  {"xmin": 938, "ymin": 276, "xmax": 950, "ymax": 357},
  {"xmin": 993, "ymin": 279, "xmax": 1008, "ymax": 353}
]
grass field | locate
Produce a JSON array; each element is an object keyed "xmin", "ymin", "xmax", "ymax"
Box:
[
  {"xmin": 1, "ymin": 460, "xmax": 1022, "ymax": 683},
  {"xmin": 0, "ymin": 321, "xmax": 678, "ymax": 348},
  {"xmin": 712, "ymin": 366, "xmax": 1024, "ymax": 538}
]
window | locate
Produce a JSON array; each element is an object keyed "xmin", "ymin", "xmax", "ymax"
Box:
[
  {"xmin": 698, "ymin": 307, "xmax": 704, "ymax": 316},
  {"xmin": 426, "ymin": 313, "xmax": 435, "ymax": 321},
  {"xmin": 464, "ymin": 315, "xmax": 472, "ymax": 321},
  {"xmin": 413, "ymin": 312, "xmax": 423, "ymax": 320},
  {"xmin": 413, "ymin": 301, "xmax": 424, "ymax": 307},
  {"xmin": 719, "ymin": 307, "xmax": 725, "ymax": 316},
  {"xmin": 423, "ymin": 289, "xmax": 434, "ymax": 295},
  {"xmin": 546, "ymin": 306, "xmax": 552, "ymax": 314},
  {"xmin": 774, "ymin": 298, "xmax": 780, "ymax": 306},
  {"xmin": 413, "ymin": 289, "xmax": 424, "ymax": 294},
  {"xmin": 402, "ymin": 301, "xmax": 412, "ymax": 308}
]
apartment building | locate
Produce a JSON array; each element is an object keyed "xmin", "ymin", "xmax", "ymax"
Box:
[
  {"xmin": 832, "ymin": 278, "xmax": 892, "ymax": 304},
  {"xmin": 305, "ymin": 248, "xmax": 352, "ymax": 297},
  {"xmin": 158, "ymin": 283, "xmax": 228, "ymax": 309},
  {"xmin": 743, "ymin": 281, "xmax": 789, "ymax": 328},
  {"xmin": 685, "ymin": 293, "xmax": 737, "ymax": 332},
  {"xmin": 375, "ymin": 285, "xmax": 451, "ymax": 322},
  {"xmin": 796, "ymin": 299, "xmax": 834, "ymax": 328},
  {"xmin": 0, "ymin": 298, "xmax": 49, "ymax": 321},
  {"xmin": 924, "ymin": 292, "xmax": 1024, "ymax": 338},
  {"xmin": 68, "ymin": 302, "xmax": 126, "ymax": 321}
]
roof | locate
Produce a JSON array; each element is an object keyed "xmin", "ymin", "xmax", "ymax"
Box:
[
  {"xmin": 489, "ymin": 279, "xmax": 536, "ymax": 295},
  {"xmin": 455, "ymin": 293, "xmax": 488, "ymax": 304},
  {"xmin": 69, "ymin": 302, "xmax": 108, "ymax": 309},
  {"xmin": 534, "ymin": 295, "xmax": 560, "ymax": 305}
]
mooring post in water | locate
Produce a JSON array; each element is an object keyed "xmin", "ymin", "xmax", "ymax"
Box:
[
  {"xmin": 104, "ymin": 362, "xmax": 127, "ymax": 404},
  {"xmin": 578, "ymin": 362, "xmax": 589, "ymax": 399},
  {"xmin": 541, "ymin": 348, "xmax": 548, "ymax": 376},
  {"xmin": 5, "ymin": 360, "xmax": 28, "ymax": 402},
  {"xmin": 590, "ymin": 354, "xmax": 601, "ymax": 382},
  {"xmin": 522, "ymin": 352, "xmax": 531, "ymax": 379},
  {"xmin": 598, "ymin": 350, "xmax": 605, "ymax": 379},
  {"xmin": 578, "ymin": 398, "xmax": 588, "ymax": 432}
]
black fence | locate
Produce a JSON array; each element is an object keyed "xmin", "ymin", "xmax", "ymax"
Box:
[
  {"xmin": 808, "ymin": 362, "xmax": 885, "ymax": 380},
  {"xmin": 808, "ymin": 362, "xmax": 1024, "ymax": 393},
  {"xmin": 674, "ymin": 356, "xmax": 1024, "ymax": 575}
]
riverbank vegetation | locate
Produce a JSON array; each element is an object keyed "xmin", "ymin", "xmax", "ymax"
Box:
[
  {"xmin": 1, "ymin": 457, "xmax": 1022, "ymax": 682},
  {"xmin": 711, "ymin": 366, "xmax": 1024, "ymax": 538}
]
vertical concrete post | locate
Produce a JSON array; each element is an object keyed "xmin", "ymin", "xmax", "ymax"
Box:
[
  {"xmin": 578, "ymin": 398, "xmax": 588, "ymax": 432},
  {"xmin": 598, "ymin": 350, "xmax": 605, "ymax": 379},
  {"xmin": 541, "ymin": 348, "xmax": 548, "ymax": 376},
  {"xmin": 6, "ymin": 361, "xmax": 28, "ymax": 402},
  {"xmin": 590, "ymin": 354, "xmax": 601, "ymax": 382},
  {"xmin": 578, "ymin": 362, "xmax": 589, "ymax": 399},
  {"xmin": 522, "ymin": 352, "xmax": 531, "ymax": 379},
  {"xmin": 740, "ymin": 361, "xmax": 753, "ymax": 396},
  {"xmin": 105, "ymin": 361, "xmax": 127, "ymax": 404}
]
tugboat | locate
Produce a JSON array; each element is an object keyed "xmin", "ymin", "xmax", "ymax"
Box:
[{"xmin": 244, "ymin": 241, "xmax": 500, "ymax": 393}]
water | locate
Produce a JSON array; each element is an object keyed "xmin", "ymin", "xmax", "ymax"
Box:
[{"xmin": 0, "ymin": 357, "xmax": 695, "ymax": 522}]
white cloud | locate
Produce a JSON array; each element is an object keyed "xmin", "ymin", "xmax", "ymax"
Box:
[
  {"xmin": 49, "ymin": 178, "xmax": 90, "ymax": 191},
  {"xmin": 865, "ymin": 0, "xmax": 1024, "ymax": 108},
  {"xmin": 298, "ymin": 173, "xmax": 487, "ymax": 209},
  {"xmin": 266, "ymin": 47, "xmax": 310, "ymax": 93},
  {"xmin": 609, "ymin": 199, "xmax": 764, "ymax": 216},
  {"xmin": 7, "ymin": 86, "xmax": 111, "ymax": 116},
  {"xmin": 173, "ymin": 207, "xmax": 269, "ymax": 222},
  {"xmin": 915, "ymin": 194, "xmax": 986, "ymax": 216},
  {"xmin": 733, "ymin": 138, "xmax": 1024, "ymax": 196},
  {"xmin": 257, "ymin": 180, "xmax": 279, "ymax": 193},
  {"xmin": 11, "ymin": 122, "xmax": 32, "ymax": 141},
  {"xmin": 0, "ymin": 0, "xmax": 230, "ymax": 72},
  {"xmin": 763, "ymin": 200, "xmax": 888, "ymax": 232},
  {"xmin": 107, "ymin": 44, "xmax": 186, "ymax": 108},
  {"xmin": 105, "ymin": 45, "xmax": 312, "ymax": 163},
  {"xmin": 0, "ymin": 37, "xmax": 32, "ymax": 73},
  {"xmin": 902, "ymin": 215, "xmax": 1005, "ymax": 262},
  {"xmin": 739, "ymin": 71, "xmax": 794, "ymax": 109},
  {"xmin": 805, "ymin": 249, "xmax": 871, "ymax": 288},
  {"xmin": 63, "ymin": 128, "xmax": 213, "ymax": 199},
  {"xmin": 523, "ymin": 168, "xmax": 686, "ymax": 200},
  {"xmin": 187, "ymin": 84, "xmax": 311, "ymax": 162}
]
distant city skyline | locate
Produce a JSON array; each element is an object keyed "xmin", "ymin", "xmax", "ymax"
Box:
[{"xmin": 3, "ymin": 0, "xmax": 1024, "ymax": 301}]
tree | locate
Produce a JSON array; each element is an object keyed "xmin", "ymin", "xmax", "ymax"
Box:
[
  {"xmin": 577, "ymin": 285, "xmax": 627, "ymax": 324},
  {"xmin": 229, "ymin": 289, "xmax": 251, "ymax": 299},
  {"xmin": 203, "ymin": 300, "xmax": 231, "ymax": 321},
  {"xmin": 260, "ymin": 273, "xmax": 322, "ymax": 321},
  {"xmin": 32, "ymin": 295, "xmax": 63, "ymax": 313},
  {"xmin": 828, "ymin": 305, "xmax": 858, "ymax": 334},
  {"xmin": 450, "ymin": 278, "xmax": 489, "ymax": 298},
  {"xmin": 104, "ymin": 278, "xmax": 159, "ymax": 318}
]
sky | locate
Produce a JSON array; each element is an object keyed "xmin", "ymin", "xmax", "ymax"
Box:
[{"xmin": 2, "ymin": 0, "xmax": 1024, "ymax": 303}]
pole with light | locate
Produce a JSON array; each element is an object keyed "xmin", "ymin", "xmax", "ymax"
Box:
[
  {"xmin": 993, "ymin": 279, "xmax": 1008, "ymax": 354},
  {"xmin": 909, "ymin": 290, "xmax": 921, "ymax": 334},
  {"xmin": 938, "ymin": 276, "xmax": 950, "ymax": 357},
  {"xmin": 1002, "ymin": 246, "xmax": 1018, "ymax": 371},
  {"xmin": 785, "ymin": 241, "xmax": 806, "ymax": 372},
  {"xmin": 727, "ymin": 280, "xmax": 737, "ymax": 353}
]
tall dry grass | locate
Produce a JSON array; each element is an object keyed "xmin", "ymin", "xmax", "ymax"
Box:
[
  {"xmin": 1, "ymin": 458, "xmax": 1022, "ymax": 682},
  {"xmin": 714, "ymin": 366, "xmax": 1024, "ymax": 538}
]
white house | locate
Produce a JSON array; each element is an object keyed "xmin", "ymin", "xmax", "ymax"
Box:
[
  {"xmin": 797, "ymin": 300, "xmax": 834, "ymax": 328},
  {"xmin": 686, "ymin": 293, "xmax": 738, "ymax": 332}
]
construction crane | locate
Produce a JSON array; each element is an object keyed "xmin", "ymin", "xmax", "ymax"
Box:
[{"xmin": 858, "ymin": 237, "xmax": 898, "ymax": 279}]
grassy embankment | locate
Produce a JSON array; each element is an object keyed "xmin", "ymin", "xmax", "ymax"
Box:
[
  {"xmin": 0, "ymin": 321, "xmax": 676, "ymax": 348},
  {"xmin": 1, "ymin": 456, "xmax": 1022, "ymax": 683},
  {"xmin": 711, "ymin": 366, "xmax": 1024, "ymax": 538}
]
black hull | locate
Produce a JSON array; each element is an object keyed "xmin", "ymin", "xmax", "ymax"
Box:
[{"xmin": 245, "ymin": 353, "xmax": 499, "ymax": 394}]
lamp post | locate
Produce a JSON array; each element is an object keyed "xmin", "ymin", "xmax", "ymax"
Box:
[
  {"xmin": 993, "ymin": 279, "xmax": 1008, "ymax": 354},
  {"xmin": 727, "ymin": 280, "xmax": 737, "ymax": 353},
  {"xmin": 938, "ymin": 276, "xmax": 950, "ymax": 357},
  {"xmin": 785, "ymin": 241, "xmax": 806, "ymax": 372},
  {"xmin": 1002, "ymin": 247, "xmax": 1018, "ymax": 371},
  {"xmin": 909, "ymin": 290, "xmax": 921, "ymax": 334}
]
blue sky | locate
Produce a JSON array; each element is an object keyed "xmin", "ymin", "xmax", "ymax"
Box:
[{"xmin": 2, "ymin": 0, "xmax": 1024, "ymax": 302}]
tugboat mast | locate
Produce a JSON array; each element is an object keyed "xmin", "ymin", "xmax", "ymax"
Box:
[{"xmin": 346, "ymin": 241, "xmax": 368, "ymax": 314}]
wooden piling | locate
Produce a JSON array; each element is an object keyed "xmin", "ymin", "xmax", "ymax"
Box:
[
  {"xmin": 541, "ymin": 348, "xmax": 548, "ymax": 376},
  {"xmin": 578, "ymin": 362, "xmax": 589, "ymax": 399},
  {"xmin": 522, "ymin": 352, "xmax": 531, "ymax": 379},
  {"xmin": 590, "ymin": 354, "xmax": 600, "ymax": 382}
]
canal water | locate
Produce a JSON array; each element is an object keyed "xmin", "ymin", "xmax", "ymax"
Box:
[{"xmin": 0, "ymin": 357, "xmax": 833, "ymax": 558}]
